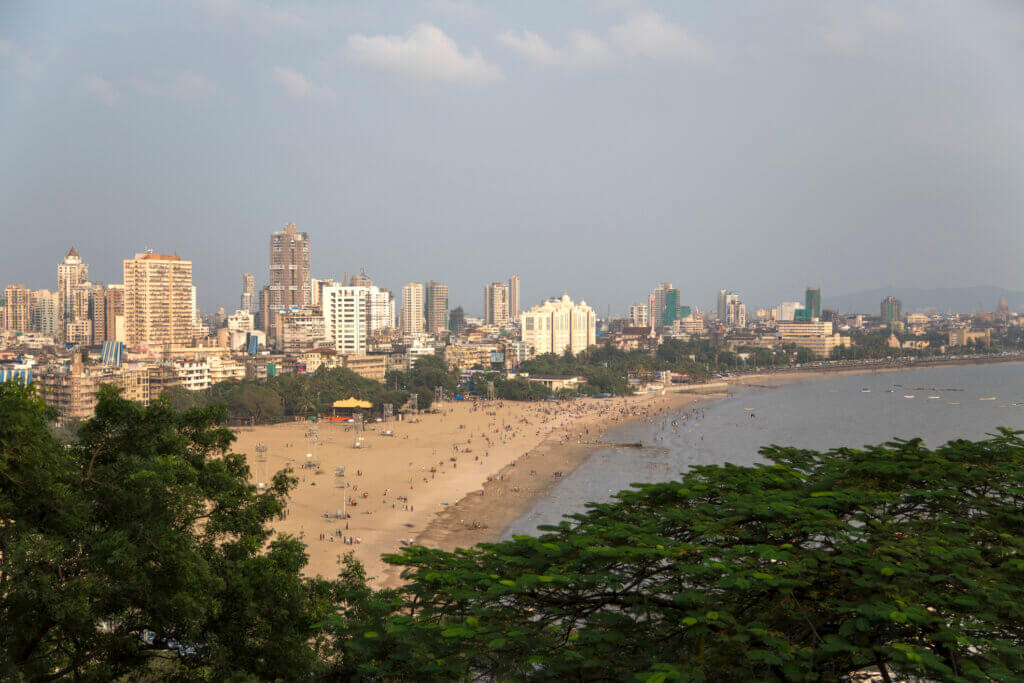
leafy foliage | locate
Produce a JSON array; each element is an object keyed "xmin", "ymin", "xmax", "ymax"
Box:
[
  {"xmin": 331, "ymin": 432, "xmax": 1024, "ymax": 681},
  {"xmin": 0, "ymin": 383, "xmax": 332, "ymax": 680}
]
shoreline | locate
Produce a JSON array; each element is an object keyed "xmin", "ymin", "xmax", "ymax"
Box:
[{"xmin": 388, "ymin": 390, "xmax": 724, "ymax": 587}]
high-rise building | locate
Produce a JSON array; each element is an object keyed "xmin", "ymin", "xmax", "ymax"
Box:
[
  {"xmin": 57, "ymin": 247, "xmax": 89, "ymax": 339},
  {"xmin": 652, "ymin": 283, "xmax": 681, "ymax": 330},
  {"xmin": 424, "ymin": 281, "xmax": 449, "ymax": 334},
  {"xmin": 880, "ymin": 296, "xmax": 902, "ymax": 325},
  {"xmin": 269, "ymin": 222, "xmax": 311, "ymax": 310},
  {"xmin": 322, "ymin": 284, "xmax": 368, "ymax": 354},
  {"xmin": 123, "ymin": 250, "xmax": 195, "ymax": 349},
  {"xmin": 241, "ymin": 273, "xmax": 255, "ymax": 313},
  {"xmin": 717, "ymin": 290, "xmax": 740, "ymax": 322},
  {"xmin": 484, "ymin": 282, "xmax": 509, "ymax": 327},
  {"xmin": 400, "ymin": 283, "xmax": 425, "ymax": 335},
  {"xmin": 449, "ymin": 306, "xmax": 466, "ymax": 335},
  {"xmin": 520, "ymin": 294, "xmax": 596, "ymax": 356},
  {"xmin": 508, "ymin": 275, "xmax": 521, "ymax": 322},
  {"xmin": 3, "ymin": 285, "xmax": 30, "ymax": 333},
  {"xmin": 628, "ymin": 302, "xmax": 649, "ymax": 327},
  {"xmin": 104, "ymin": 285, "xmax": 125, "ymax": 343},
  {"xmin": 30, "ymin": 290, "xmax": 60, "ymax": 337},
  {"xmin": 366, "ymin": 286, "xmax": 395, "ymax": 335},
  {"xmin": 805, "ymin": 287, "xmax": 821, "ymax": 321},
  {"xmin": 88, "ymin": 286, "xmax": 108, "ymax": 345}
]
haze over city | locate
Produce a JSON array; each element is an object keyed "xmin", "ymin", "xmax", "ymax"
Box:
[{"xmin": 2, "ymin": 0, "xmax": 1023, "ymax": 314}]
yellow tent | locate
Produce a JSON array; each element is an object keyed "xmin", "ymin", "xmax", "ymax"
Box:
[{"xmin": 332, "ymin": 398, "xmax": 373, "ymax": 409}]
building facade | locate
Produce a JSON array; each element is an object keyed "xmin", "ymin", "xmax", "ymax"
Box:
[
  {"xmin": 424, "ymin": 281, "xmax": 449, "ymax": 334},
  {"xmin": 323, "ymin": 285, "xmax": 369, "ymax": 354},
  {"xmin": 123, "ymin": 251, "xmax": 195, "ymax": 349},
  {"xmin": 484, "ymin": 282, "xmax": 509, "ymax": 327},
  {"xmin": 400, "ymin": 282, "xmax": 424, "ymax": 336},
  {"xmin": 520, "ymin": 294, "xmax": 597, "ymax": 356},
  {"xmin": 3, "ymin": 285, "xmax": 30, "ymax": 333}
]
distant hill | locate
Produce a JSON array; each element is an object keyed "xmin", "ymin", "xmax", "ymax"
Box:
[{"xmin": 824, "ymin": 286, "xmax": 1024, "ymax": 315}]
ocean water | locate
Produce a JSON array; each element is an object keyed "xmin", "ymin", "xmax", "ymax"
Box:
[{"xmin": 502, "ymin": 362, "xmax": 1024, "ymax": 538}]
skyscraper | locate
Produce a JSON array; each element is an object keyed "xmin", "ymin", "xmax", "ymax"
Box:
[
  {"xmin": 652, "ymin": 283, "xmax": 680, "ymax": 330},
  {"xmin": 241, "ymin": 273, "xmax": 255, "ymax": 313},
  {"xmin": 449, "ymin": 306, "xmax": 466, "ymax": 335},
  {"xmin": 484, "ymin": 282, "xmax": 509, "ymax": 327},
  {"xmin": 717, "ymin": 290, "xmax": 740, "ymax": 322},
  {"xmin": 30, "ymin": 290, "xmax": 60, "ymax": 337},
  {"xmin": 3, "ymin": 285, "xmax": 30, "ymax": 333},
  {"xmin": 400, "ymin": 283, "xmax": 424, "ymax": 335},
  {"xmin": 424, "ymin": 281, "xmax": 450, "ymax": 334},
  {"xmin": 880, "ymin": 295, "xmax": 902, "ymax": 325},
  {"xmin": 805, "ymin": 287, "xmax": 821, "ymax": 320},
  {"xmin": 57, "ymin": 247, "xmax": 89, "ymax": 338},
  {"xmin": 123, "ymin": 250, "xmax": 195, "ymax": 349},
  {"xmin": 508, "ymin": 275, "xmax": 521, "ymax": 322},
  {"xmin": 269, "ymin": 222, "xmax": 311, "ymax": 309}
]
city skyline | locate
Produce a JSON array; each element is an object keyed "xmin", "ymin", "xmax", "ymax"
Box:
[{"xmin": 2, "ymin": 2, "xmax": 1023, "ymax": 313}]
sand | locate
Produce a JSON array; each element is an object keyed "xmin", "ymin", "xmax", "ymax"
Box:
[{"xmin": 231, "ymin": 390, "xmax": 711, "ymax": 586}]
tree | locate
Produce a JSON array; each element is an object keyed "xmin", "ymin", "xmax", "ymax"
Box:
[
  {"xmin": 0, "ymin": 383, "xmax": 332, "ymax": 680},
  {"xmin": 331, "ymin": 432, "xmax": 1024, "ymax": 681}
]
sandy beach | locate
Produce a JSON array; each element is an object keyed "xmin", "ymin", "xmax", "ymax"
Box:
[{"xmin": 232, "ymin": 390, "xmax": 712, "ymax": 586}]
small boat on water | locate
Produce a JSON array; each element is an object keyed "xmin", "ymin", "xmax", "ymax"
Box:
[
  {"xmin": 904, "ymin": 394, "xmax": 915, "ymax": 399},
  {"xmin": 980, "ymin": 397, "xmax": 997, "ymax": 401}
]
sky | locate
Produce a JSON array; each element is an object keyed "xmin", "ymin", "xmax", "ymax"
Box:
[{"xmin": 1, "ymin": 0, "xmax": 1023, "ymax": 316}]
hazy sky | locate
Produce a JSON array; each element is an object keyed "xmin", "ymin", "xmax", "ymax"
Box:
[{"xmin": 2, "ymin": 1, "xmax": 1022, "ymax": 316}]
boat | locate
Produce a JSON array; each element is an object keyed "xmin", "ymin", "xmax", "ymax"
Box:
[
  {"xmin": 980, "ymin": 397, "xmax": 996, "ymax": 401},
  {"xmin": 904, "ymin": 394, "xmax": 915, "ymax": 399}
]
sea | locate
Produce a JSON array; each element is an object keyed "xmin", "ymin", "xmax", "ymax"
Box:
[{"xmin": 502, "ymin": 362, "xmax": 1024, "ymax": 538}]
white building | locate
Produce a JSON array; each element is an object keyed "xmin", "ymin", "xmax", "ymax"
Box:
[
  {"xmin": 367, "ymin": 286, "xmax": 395, "ymax": 335},
  {"xmin": 400, "ymin": 283, "xmax": 424, "ymax": 336},
  {"xmin": 174, "ymin": 359, "xmax": 210, "ymax": 391},
  {"xmin": 628, "ymin": 302, "xmax": 650, "ymax": 327},
  {"xmin": 777, "ymin": 302, "xmax": 805, "ymax": 322},
  {"xmin": 322, "ymin": 285, "xmax": 368, "ymax": 355},
  {"xmin": 227, "ymin": 310, "xmax": 255, "ymax": 332},
  {"xmin": 406, "ymin": 338, "xmax": 436, "ymax": 369},
  {"xmin": 520, "ymin": 294, "xmax": 596, "ymax": 356}
]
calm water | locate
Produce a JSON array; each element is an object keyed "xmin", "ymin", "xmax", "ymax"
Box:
[{"xmin": 503, "ymin": 362, "xmax": 1024, "ymax": 538}]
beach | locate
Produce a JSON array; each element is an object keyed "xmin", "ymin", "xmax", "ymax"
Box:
[{"xmin": 232, "ymin": 390, "xmax": 710, "ymax": 586}]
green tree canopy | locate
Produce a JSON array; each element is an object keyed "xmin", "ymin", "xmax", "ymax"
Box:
[
  {"xmin": 0, "ymin": 383, "xmax": 332, "ymax": 680},
  {"xmin": 330, "ymin": 432, "xmax": 1024, "ymax": 681}
]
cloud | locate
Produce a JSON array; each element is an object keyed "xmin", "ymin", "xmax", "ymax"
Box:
[
  {"xmin": 497, "ymin": 29, "xmax": 612, "ymax": 69},
  {"xmin": 424, "ymin": 0, "xmax": 485, "ymax": 21},
  {"xmin": 348, "ymin": 24, "xmax": 502, "ymax": 85},
  {"xmin": 132, "ymin": 71, "xmax": 217, "ymax": 99},
  {"xmin": 609, "ymin": 11, "xmax": 713, "ymax": 64},
  {"xmin": 498, "ymin": 12, "xmax": 712, "ymax": 71},
  {"xmin": 500, "ymin": 30, "xmax": 614, "ymax": 69},
  {"xmin": 270, "ymin": 66, "xmax": 335, "ymax": 101},
  {"xmin": 80, "ymin": 75, "xmax": 116, "ymax": 106},
  {"xmin": 823, "ymin": 7, "xmax": 905, "ymax": 57}
]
